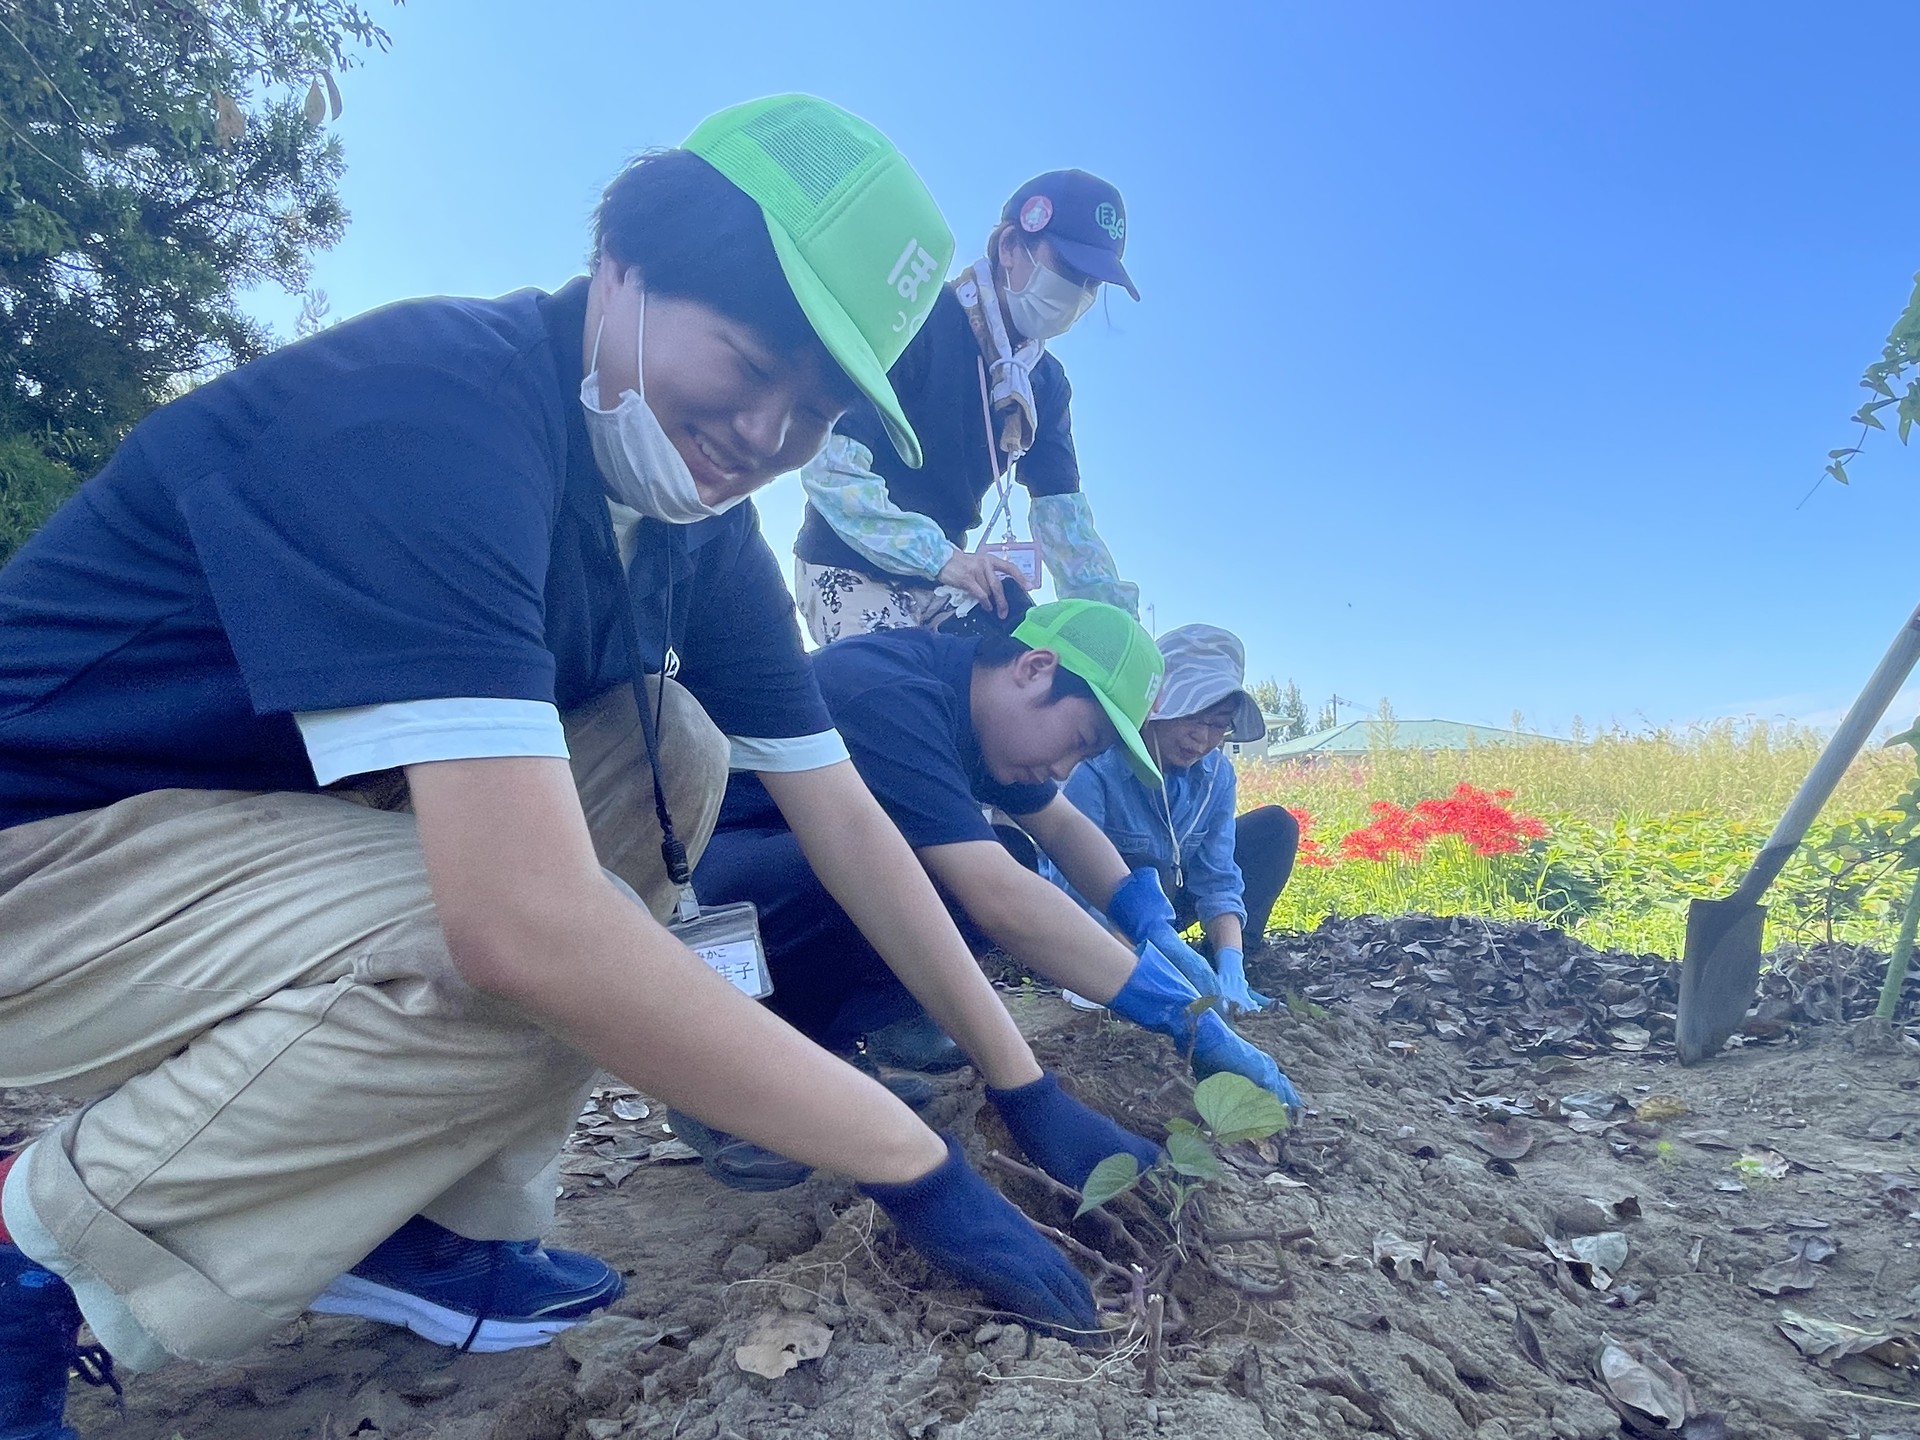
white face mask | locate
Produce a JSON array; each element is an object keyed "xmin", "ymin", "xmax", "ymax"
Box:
[
  {"xmin": 581, "ymin": 281, "xmax": 745, "ymax": 525},
  {"xmin": 1004, "ymin": 254, "xmax": 1096, "ymax": 341}
]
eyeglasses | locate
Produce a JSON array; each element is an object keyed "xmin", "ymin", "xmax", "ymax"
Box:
[{"xmin": 1172, "ymin": 710, "xmax": 1237, "ymax": 739}]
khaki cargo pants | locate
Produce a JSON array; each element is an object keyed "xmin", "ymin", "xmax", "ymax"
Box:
[{"xmin": 0, "ymin": 681, "xmax": 726, "ymax": 1367}]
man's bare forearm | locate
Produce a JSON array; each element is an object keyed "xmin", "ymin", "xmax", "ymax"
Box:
[
  {"xmin": 409, "ymin": 755, "xmax": 945, "ymax": 1185},
  {"xmin": 1204, "ymin": 913, "xmax": 1243, "ymax": 954},
  {"xmin": 764, "ymin": 763, "xmax": 1042, "ymax": 1091},
  {"xmin": 1016, "ymin": 795, "xmax": 1132, "ymax": 910},
  {"xmin": 931, "ymin": 844, "xmax": 1139, "ymax": 1004}
]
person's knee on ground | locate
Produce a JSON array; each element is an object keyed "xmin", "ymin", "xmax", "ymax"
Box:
[{"xmin": 0, "ymin": 790, "xmax": 616, "ymax": 1368}]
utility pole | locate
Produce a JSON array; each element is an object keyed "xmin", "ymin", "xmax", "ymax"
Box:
[{"xmin": 1329, "ymin": 693, "xmax": 1352, "ymax": 725}]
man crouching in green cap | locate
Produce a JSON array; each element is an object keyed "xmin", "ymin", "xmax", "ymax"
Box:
[
  {"xmin": 0, "ymin": 96, "xmax": 1141, "ymax": 1435},
  {"xmin": 690, "ymin": 599, "xmax": 1305, "ymax": 1191}
]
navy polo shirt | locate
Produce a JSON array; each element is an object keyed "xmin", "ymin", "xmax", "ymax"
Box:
[
  {"xmin": 719, "ymin": 629, "xmax": 1056, "ymax": 847},
  {"xmin": 793, "ymin": 287, "xmax": 1082, "ymax": 582},
  {"xmin": 0, "ymin": 278, "xmax": 831, "ymax": 831}
]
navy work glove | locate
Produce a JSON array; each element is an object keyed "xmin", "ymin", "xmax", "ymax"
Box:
[
  {"xmin": 988, "ymin": 1072, "xmax": 1161, "ymax": 1191},
  {"xmin": 1106, "ymin": 941, "xmax": 1304, "ymax": 1118},
  {"xmin": 1213, "ymin": 946, "xmax": 1271, "ymax": 1016},
  {"xmin": 861, "ymin": 1134, "xmax": 1097, "ymax": 1333},
  {"xmin": 1105, "ymin": 868, "xmax": 1217, "ymax": 996}
]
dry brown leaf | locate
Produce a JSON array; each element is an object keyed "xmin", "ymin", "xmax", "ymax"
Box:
[
  {"xmin": 1372, "ymin": 1231, "xmax": 1434, "ymax": 1282},
  {"xmin": 1513, "ymin": 1311, "xmax": 1552, "ymax": 1375},
  {"xmin": 734, "ymin": 1314, "xmax": 833, "ymax": 1379},
  {"xmin": 1470, "ymin": 1122, "xmax": 1536, "ymax": 1161},
  {"xmin": 1595, "ymin": 1340, "xmax": 1694, "ymax": 1428},
  {"xmin": 1680, "ymin": 1129, "xmax": 1736, "ymax": 1150},
  {"xmin": 1560, "ymin": 1090, "xmax": 1622, "ymax": 1119},
  {"xmin": 1546, "ymin": 1232, "xmax": 1629, "ymax": 1290},
  {"xmin": 1776, "ymin": 1309, "xmax": 1920, "ymax": 1371},
  {"xmin": 1608, "ymin": 1024, "xmax": 1651, "ymax": 1052},
  {"xmin": 1565, "ymin": 1115, "xmax": 1622, "ymax": 1137},
  {"xmin": 1750, "ymin": 1254, "xmax": 1821, "ymax": 1295}
]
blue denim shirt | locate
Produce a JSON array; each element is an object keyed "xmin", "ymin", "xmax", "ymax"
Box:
[{"xmin": 1045, "ymin": 746, "xmax": 1247, "ymax": 923}]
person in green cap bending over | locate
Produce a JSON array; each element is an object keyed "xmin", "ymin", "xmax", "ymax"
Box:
[
  {"xmin": 690, "ymin": 599, "xmax": 1304, "ymax": 1191},
  {"xmin": 0, "ymin": 97, "xmax": 1155, "ymax": 1433}
]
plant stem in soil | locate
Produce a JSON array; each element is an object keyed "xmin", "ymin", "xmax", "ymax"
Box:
[{"xmin": 1875, "ymin": 870, "xmax": 1920, "ymax": 1019}]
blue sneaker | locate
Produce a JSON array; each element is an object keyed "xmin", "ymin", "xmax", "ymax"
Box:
[
  {"xmin": 1, "ymin": 1242, "xmax": 119, "ymax": 1440},
  {"xmin": 309, "ymin": 1216, "xmax": 623, "ymax": 1353}
]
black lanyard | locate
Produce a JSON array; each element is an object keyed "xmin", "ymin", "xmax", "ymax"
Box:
[{"xmin": 593, "ymin": 500, "xmax": 694, "ymax": 904}]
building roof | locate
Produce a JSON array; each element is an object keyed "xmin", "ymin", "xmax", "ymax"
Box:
[{"xmin": 1263, "ymin": 718, "xmax": 1564, "ymax": 758}]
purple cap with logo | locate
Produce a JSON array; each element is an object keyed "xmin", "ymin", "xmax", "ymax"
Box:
[{"xmin": 1000, "ymin": 169, "xmax": 1139, "ymax": 301}]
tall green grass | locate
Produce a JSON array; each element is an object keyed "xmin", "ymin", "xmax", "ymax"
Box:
[{"xmin": 1238, "ymin": 722, "xmax": 1916, "ymax": 956}]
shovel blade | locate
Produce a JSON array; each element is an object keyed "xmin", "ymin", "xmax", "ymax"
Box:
[{"xmin": 1676, "ymin": 897, "xmax": 1767, "ymax": 1065}]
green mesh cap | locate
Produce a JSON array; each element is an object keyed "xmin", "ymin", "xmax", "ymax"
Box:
[
  {"xmin": 684, "ymin": 95, "xmax": 953, "ymax": 468},
  {"xmin": 1013, "ymin": 600, "xmax": 1166, "ymax": 785}
]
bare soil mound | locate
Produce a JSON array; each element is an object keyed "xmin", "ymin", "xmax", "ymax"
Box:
[{"xmin": 11, "ymin": 918, "xmax": 1920, "ymax": 1440}]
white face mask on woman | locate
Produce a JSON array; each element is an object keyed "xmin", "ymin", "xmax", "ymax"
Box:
[
  {"xmin": 1003, "ymin": 254, "xmax": 1096, "ymax": 341},
  {"xmin": 580, "ymin": 281, "xmax": 745, "ymax": 524}
]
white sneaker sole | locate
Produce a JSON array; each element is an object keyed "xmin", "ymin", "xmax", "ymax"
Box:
[
  {"xmin": 308, "ymin": 1272, "xmax": 589, "ymax": 1352},
  {"xmin": 1062, "ymin": 989, "xmax": 1106, "ymax": 1012}
]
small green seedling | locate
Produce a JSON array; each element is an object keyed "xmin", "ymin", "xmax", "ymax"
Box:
[
  {"xmin": 1075, "ymin": 1073, "xmax": 1293, "ymax": 1219},
  {"xmin": 1284, "ymin": 990, "xmax": 1328, "ymax": 1021}
]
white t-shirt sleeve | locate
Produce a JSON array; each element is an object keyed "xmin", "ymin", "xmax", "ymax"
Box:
[
  {"xmin": 728, "ymin": 730, "xmax": 849, "ymax": 773},
  {"xmin": 296, "ymin": 697, "xmax": 570, "ymax": 785}
]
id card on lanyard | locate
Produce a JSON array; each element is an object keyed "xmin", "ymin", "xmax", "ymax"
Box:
[
  {"xmin": 670, "ymin": 900, "xmax": 773, "ymax": 999},
  {"xmin": 597, "ymin": 500, "xmax": 772, "ymax": 998},
  {"xmin": 978, "ymin": 537, "xmax": 1042, "ymax": 589}
]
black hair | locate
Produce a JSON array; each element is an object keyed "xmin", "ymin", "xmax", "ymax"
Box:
[
  {"xmin": 972, "ymin": 633, "xmax": 1099, "ymax": 706},
  {"xmin": 593, "ymin": 149, "xmax": 824, "ymax": 362}
]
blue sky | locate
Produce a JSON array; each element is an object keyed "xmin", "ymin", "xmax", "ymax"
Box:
[{"xmin": 263, "ymin": 2, "xmax": 1920, "ymax": 736}]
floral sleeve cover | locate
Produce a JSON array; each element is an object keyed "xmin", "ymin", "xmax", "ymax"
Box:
[
  {"xmin": 799, "ymin": 434, "xmax": 955, "ymax": 582},
  {"xmin": 1030, "ymin": 491, "xmax": 1139, "ymax": 617}
]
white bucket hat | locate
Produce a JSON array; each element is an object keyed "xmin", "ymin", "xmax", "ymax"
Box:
[{"xmin": 1148, "ymin": 625, "xmax": 1266, "ymax": 743}]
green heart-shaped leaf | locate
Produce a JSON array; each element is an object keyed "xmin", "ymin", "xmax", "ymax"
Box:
[
  {"xmin": 1195, "ymin": 1072, "xmax": 1294, "ymax": 1144},
  {"xmin": 1075, "ymin": 1152, "xmax": 1144, "ymax": 1217}
]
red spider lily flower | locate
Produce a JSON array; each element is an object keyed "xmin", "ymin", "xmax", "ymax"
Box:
[
  {"xmin": 1338, "ymin": 800, "xmax": 1435, "ymax": 862},
  {"xmin": 1286, "ymin": 807, "xmax": 1336, "ymax": 867},
  {"xmin": 1336, "ymin": 785, "xmax": 1549, "ymax": 862},
  {"xmin": 1407, "ymin": 784, "xmax": 1550, "ymax": 856}
]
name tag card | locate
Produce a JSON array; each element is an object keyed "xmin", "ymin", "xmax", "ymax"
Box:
[
  {"xmin": 979, "ymin": 539, "xmax": 1043, "ymax": 590},
  {"xmin": 670, "ymin": 901, "xmax": 772, "ymax": 999}
]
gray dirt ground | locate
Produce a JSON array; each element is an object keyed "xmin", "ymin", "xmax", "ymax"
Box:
[{"xmin": 11, "ymin": 923, "xmax": 1920, "ymax": 1440}]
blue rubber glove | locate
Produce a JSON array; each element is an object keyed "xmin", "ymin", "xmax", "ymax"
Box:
[
  {"xmin": 1105, "ymin": 868, "xmax": 1218, "ymax": 996},
  {"xmin": 988, "ymin": 1072, "xmax": 1161, "ymax": 1191},
  {"xmin": 861, "ymin": 1134, "xmax": 1096, "ymax": 1333},
  {"xmin": 1213, "ymin": 947, "xmax": 1271, "ymax": 1016},
  {"xmin": 1106, "ymin": 942, "xmax": 1304, "ymax": 1118},
  {"xmin": 1192, "ymin": 1011, "xmax": 1302, "ymax": 1117}
]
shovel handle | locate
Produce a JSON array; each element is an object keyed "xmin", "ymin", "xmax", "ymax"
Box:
[{"xmin": 1734, "ymin": 601, "xmax": 1920, "ymax": 905}]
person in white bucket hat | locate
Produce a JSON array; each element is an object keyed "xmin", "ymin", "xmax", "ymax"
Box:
[{"xmin": 1044, "ymin": 624, "xmax": 1300, "ymax": 1013}]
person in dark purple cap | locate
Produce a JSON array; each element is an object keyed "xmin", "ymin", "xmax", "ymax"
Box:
[{"xmin": 795, "ymin": 169, "xmax": 1143, "ymax": 646}]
